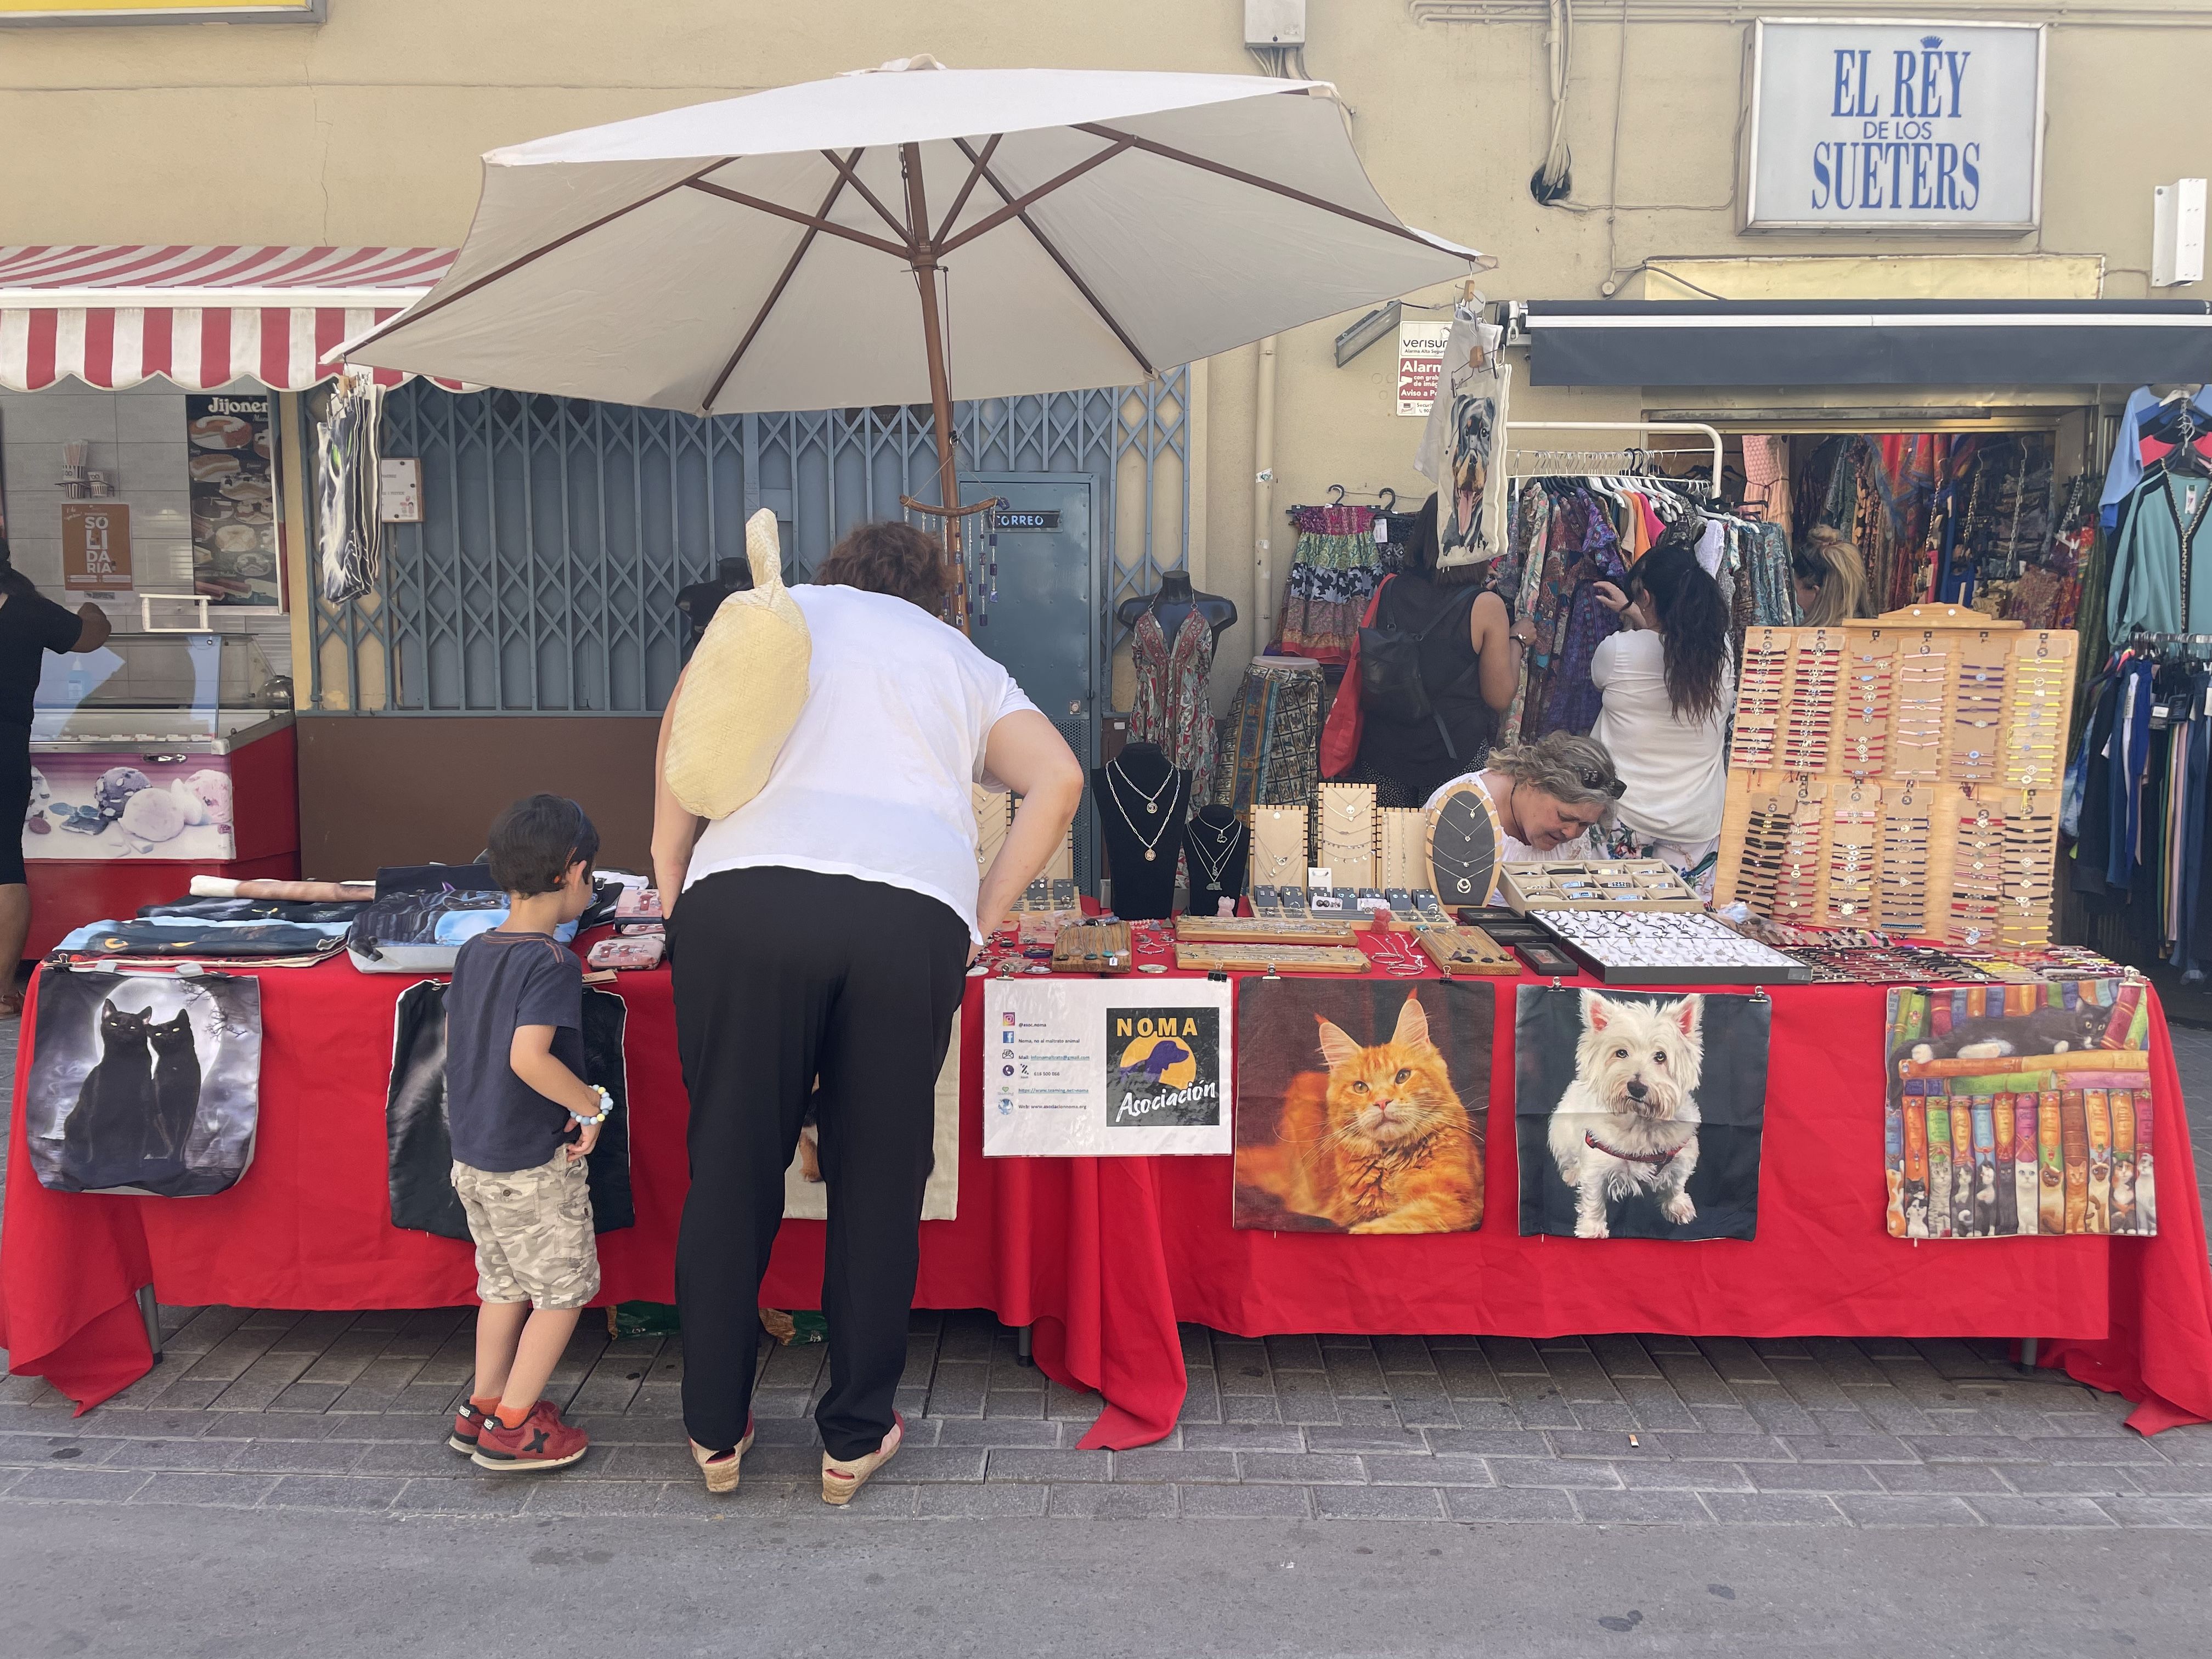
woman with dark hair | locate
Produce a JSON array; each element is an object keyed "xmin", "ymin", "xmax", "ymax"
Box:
[
  {"xmin": 0, "ymin": 541, "xmax": 111, "ymax": 1012},
  {"xmin": 1347, "ymin": 492, "xmax": 1534, "ymax": 806},
  {"xmin": 651, "ymin": 519, "xmax": 1082, "ymax": 1504},
  {"xmin": 1590, "ymin": 531, "xmax": 1735, "ymax": 894}
]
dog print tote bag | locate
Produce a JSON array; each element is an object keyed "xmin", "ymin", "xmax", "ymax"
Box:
[{"xmin": 1514, "ymin": 986, "xmax": 1770, "ymax": 1241}]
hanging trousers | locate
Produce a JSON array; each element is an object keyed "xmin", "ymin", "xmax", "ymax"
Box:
[{"xmin": 670, "ymin": 866, "xmax": 969, "ymax": 1460}]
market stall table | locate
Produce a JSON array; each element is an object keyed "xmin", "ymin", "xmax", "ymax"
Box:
[{"xmin": 5, "ymin": 936, "xmax": 2210, "ymax": 1446}]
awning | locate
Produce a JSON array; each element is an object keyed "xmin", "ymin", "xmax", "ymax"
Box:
[
  {"xmin": 0, "ymin": 245, "xmax": 455, "ymax": 392},
  {"xmin": 1522, "ymin": 299, "xmax": 2212, "ymax": 389}
]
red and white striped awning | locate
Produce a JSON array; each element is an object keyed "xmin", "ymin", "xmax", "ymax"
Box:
[{"xmin": 0, "ymin": 245, "xmax": 455, "ymax": 392}]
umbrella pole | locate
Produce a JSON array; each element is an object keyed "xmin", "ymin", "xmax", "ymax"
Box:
[{"xmin": 902, "ymin": 140, "xmax": 968, "ymax": 630}]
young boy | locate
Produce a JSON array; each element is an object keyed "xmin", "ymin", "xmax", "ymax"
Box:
[{"xmin": 443, "ymin": 793, "xmax": 611, "ymax": 1472}]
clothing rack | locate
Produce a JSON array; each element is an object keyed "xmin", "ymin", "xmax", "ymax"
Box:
[{"xmin": 1503, "ymin": 420, "xmax": 1725, "ymax": 492}]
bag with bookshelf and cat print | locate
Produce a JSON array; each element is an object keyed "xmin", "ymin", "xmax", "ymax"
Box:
[{"xmin": 22, "ymin": 966, "xmax": 263, "ymax": 1197}]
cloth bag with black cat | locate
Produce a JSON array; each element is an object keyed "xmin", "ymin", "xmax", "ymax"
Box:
[
  {"xmin": 385, "ymin": 979, "xmax": 636, "ymax": 1238},
  {"xmin": 23, "ymin": 966, "xmax": 264, "ymax": 1197},
  {"xmin": 662, "ymin": 506, "xmax": 811, "ymax": 821}
]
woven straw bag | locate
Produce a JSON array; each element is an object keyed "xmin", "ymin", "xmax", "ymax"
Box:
[{"xmin": 663, "ymin": 507, "xmax": 811, "ymax": 820}]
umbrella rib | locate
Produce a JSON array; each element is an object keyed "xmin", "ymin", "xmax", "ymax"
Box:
[
  {"xmin": 823, "ymin": 148, "xmax": 917, "ymax": 244},
  {"xmin": 1071, "ymin": 122, "xmax": 1451, "ymax": 251},
  {"xmin": 683, "ymin": 179, "xmax": 912, "ymax": 259},
  {"xmin": 701, "ymin": 153, "xmax": 863, "ymax": 413},
  {"xmin": 356, "ymin": 159, "xmax": 732, "ymax": 340},
  {"xmin": 932, "ymin": 132, "xmax": 1002, "ymax": 247},
  {"xmin": 949, "ymin": 136, "xmax": 1155, "ymax": 380},
  {"xmin": 935, "ymin": 136, "xmax": 1133, "ymax": 256}
]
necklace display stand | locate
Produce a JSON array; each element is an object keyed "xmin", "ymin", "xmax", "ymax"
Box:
[
  {"xmin": 1185, "ymin": 804, "xmax": 1248, "ymax": 916},
  {"xmin": 1094, "ymin": 741, "xmax": 1188, "ymax": 921}
]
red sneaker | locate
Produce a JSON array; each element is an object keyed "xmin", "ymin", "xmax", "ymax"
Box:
[
  {"xmin": 471, "ymin": 1401, "xmax": 590, "ymax": 1472},
  {"xmin": 448, "ymin": 1400, "xmax": 496, "ymax": 1455}
]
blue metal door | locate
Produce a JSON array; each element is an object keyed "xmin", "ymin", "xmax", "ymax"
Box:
[{"xmin": 962, "ymin": 472, "xmax": 1099, "ymax": 892}]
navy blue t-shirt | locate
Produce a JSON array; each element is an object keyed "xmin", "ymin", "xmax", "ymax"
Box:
[{"xmin": 444, "ymin": 929, "xmax": 586, "ymax": 1172}]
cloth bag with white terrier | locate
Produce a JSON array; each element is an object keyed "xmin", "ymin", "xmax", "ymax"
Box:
[
  {"xmin": 1513, "ymin": 986, "xmax": 1770, "ymax": 1242},
  {"xmin": 663, "ymin": 507, "xmax": 810, "ymax": 820}
]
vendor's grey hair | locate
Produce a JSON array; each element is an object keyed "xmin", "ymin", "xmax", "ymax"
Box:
[{"xmin": 1487, "ymin": 732, "xmax": 1622, "ymax": 815}]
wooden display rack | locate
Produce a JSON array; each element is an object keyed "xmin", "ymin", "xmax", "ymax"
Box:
[
  {"xmin": 1173, "ymin": 941, "xmax": 1371, "ymax": 975},
  {"xmin": 1714, "ymin": 607, "xmax": 2076, "ymax": 949},
  {"xmin": 1176, "ymin": 915, "xmax": 1360, "ymax": 948},
  {"xmin": 1052, "ymin": 919, "xmax": 1133, "ymax": 974},
  {"xmin": 1499, "ymin": 860, "xmax": 1705, "ymax": 913},
  {"xmin": 1414, "ymin": 926, "xmax": 1518, "ymax": 975}
]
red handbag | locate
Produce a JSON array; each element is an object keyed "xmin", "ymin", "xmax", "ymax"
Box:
[{"xmin": 1318, "ymin": 577, "xmax": 1392, "ymax": 779}]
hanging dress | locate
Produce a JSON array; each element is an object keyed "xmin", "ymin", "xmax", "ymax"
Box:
[{"xmin": 1129, "ymin": 607, "xmax": 1218, "ymax": 806}]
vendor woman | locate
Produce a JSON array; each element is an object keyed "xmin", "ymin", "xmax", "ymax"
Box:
[{"xmin": 1424, "ymin": 731, "xmax": 1624, "ymax": 862}]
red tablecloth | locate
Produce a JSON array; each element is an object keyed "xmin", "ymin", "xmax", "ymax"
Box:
[{"xmin": 5, "ymin": 954, "xmax": 2210, "ymax": 1445}]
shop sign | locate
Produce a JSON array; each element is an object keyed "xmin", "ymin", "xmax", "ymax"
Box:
[
  {"xmin": 61, "ymin": 502, "xmax": 131, "ymax": 592},
  {"xmin": 1743, "ymin": 19, "xmax": 2045, "ymax": 234},
  {"xmin": 0, "ymin": 1, "xmax": 321, "ymax": 24},
  {"xmin": 1397, "ymin": 320, "xmax": 1452, "ymax": 417}
]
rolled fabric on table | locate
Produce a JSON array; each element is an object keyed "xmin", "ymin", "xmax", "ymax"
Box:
[{"xmin": 189, "ymin": 876, "xmax": 374, "ymax": 903}]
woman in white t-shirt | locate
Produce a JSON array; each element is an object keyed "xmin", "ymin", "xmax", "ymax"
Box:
[
  {"xmin": 650, "ymin": 522, "xmax": 1082, "ymax": 1502},
  {"xmin": 1590, "ymin": 534, "xmax": 1736, "ymax": 895}
]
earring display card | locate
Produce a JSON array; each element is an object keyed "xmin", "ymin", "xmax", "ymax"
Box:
[
  {"xmin": 1249, "ymin": 805, "xmax": 1312, "ymax": 897},
  {"xmin": 1314, "ymin": 783, "xmax": 1379, "ymax": 890},
  {"xmin": 1883, "ymin": 978, "xmax": 2155, "ymax": 1239}
]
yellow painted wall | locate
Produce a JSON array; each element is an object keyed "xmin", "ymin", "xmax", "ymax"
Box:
[{"xmin": 4, "ymin": 0, "xmax": 2205, "ymax": 689}]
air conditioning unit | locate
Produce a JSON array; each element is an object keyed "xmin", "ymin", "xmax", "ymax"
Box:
[{"xmin": 1245, "ymin": 1, "xmax": 1306, "ymax": 47}]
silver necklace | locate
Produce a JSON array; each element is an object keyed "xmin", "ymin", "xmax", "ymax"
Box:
[
  {"xmin": 1105, "ymin": 764, "xmax": 1180, "ymax": 861},
  {"xmin": 1188, "ymin": 819, "xmax": 1244, "ymax": 888},
  {"xmin": 1108, "ymin": 755, "xmax": 1176, "ymax": 816}
]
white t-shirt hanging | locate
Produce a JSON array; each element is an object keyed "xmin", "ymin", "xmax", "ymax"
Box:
[{"xmin": 685, "ymin": 585, "xmax": 1040, "ymax": 941}]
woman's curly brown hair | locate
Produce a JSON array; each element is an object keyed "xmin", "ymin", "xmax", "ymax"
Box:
[{"xmin": 815, "ymin": 521, "xmax": 951, "ymax": 613}]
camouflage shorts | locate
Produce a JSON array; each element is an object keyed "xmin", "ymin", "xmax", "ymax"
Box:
[{"xmin": 452, "ymin": 1152, "xmax": 600, "ymax": 1311}]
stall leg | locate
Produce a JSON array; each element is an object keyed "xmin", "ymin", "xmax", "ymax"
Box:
[
  {"xmin": 136, "ymin": 1284, "xmax": 163, "ymax": 1364},
  {"xmin": 2018, "ymin": 1337, "xmax": 2038, "ymax": 1373},
  {"xmin": 1015, "ymin": 1324, "xmax": 1034, "ymax": 1368}
]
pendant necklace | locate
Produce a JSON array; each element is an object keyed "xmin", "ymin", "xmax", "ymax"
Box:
[
  {"xmin": 1110, "ymin": 755, "xmax": 1176, "ymax": 817},
  {"xmin": 1188, "ymin": 820, "xmax": 1244, "ymax": 889},
  {"xmin": 1105, "ymin": 763, "xmax": 1180, "ymax": 862}
]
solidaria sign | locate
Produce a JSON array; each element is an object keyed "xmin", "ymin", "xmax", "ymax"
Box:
[{"xmin": 1742, "ymin": 19, "xmax": 2046, "ymax": 234}]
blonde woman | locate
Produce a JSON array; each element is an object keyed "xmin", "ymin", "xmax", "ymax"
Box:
[{"xmin": 1793, "ymin": 526, "xmax": 1873, "ymax": 627}]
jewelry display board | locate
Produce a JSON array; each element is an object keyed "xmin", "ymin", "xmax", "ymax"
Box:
[
  {"xmin": 1052, "ymin": 919, "xmax": 1133, "ymax": 974},
  {"xmin": 1248, "ymin": 805, "xmax": 1311, "ymax": 896},
  {"xmin": 1313, "ymin": 783, "xmax": 1378, "ymax": 890},
  {"xmin": 1414, "ymin": 926, "xmax": 1519, "ymax": 976},
  {"xmin": 1176, "ymin": 915, "xmax": 1360, "ymax": 947},
  {"xmin": 973, "ymin": 785, "xmax": 1011, "ymax": 878},
  {"xmin": 1376, "ymin": 808, "xmax": 1429, "ymax": 891},
  {"xmin": 1714, "ymin": 608, "xmax": 2076, "ymax": 950},
  {"xmin": 1426, "ymin": 782, "xmax": 1503, "ymax": 906},
  {"xmin": 1534, "ymin": 910, "xmax": 1811, "ymax": 985},
  {"xmin": 1173, "ymin": 941, "xmax": 1372, "ymax": 975}
]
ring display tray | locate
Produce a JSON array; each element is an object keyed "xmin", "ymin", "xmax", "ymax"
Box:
[
  {"xmin": 1414, "ymin": 926, "xmax": 1519, "ymax": 975},
  {"xmin": 1499, "ymin": 860, "xmax": 1705, "ymax": 913},
  {"xmin": 1175, "ymin": 915, "xmax": 1359, "ymax": 947},
  {"xmin": 1052, "ymin": 919, "xmax": 1133, "ymax": 974},
  {"xmin": 1172, "ymin": 941, "xmax": 1372, "ymax": 975},
  {"xmin": 1533, "ymin": 910, "xmax": 1812, "ymax": 986}
]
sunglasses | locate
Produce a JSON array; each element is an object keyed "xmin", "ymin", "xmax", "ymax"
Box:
[{"xmin": 1571, "ymin": 768, "xmax": 1628, "ymax": 800}]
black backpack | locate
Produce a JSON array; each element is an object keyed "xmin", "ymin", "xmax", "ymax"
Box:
[{"xmin": 1357, "ymin": 581, "xmax": 1482, "ymax": 757}]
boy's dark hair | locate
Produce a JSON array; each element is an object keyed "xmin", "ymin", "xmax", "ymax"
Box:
[{"xmin": 486, "ymin": 794, "xmax": 600, "ymax": 897}]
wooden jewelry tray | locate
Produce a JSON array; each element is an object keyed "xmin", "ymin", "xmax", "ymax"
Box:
[
  {"xmin": 1414, "ymin": 926, "xmax": 1519, "ymax": 975},
  {"xmin": 1051, "ymin": 919, "xmax": 1133, "ymax": 974},
  {"xmin": 1499, "ymin": 860, "xmax": 1704, "ymax": 913},
  {"xmin": 1173, "ymin": 941, "xmax": 1372, "ymax": 975},
  {"xmin": 1176, "ymin": 915, "xmax": 1359, "ymax": 947}
]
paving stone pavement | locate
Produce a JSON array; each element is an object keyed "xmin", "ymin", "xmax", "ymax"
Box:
[{"xmin": 2, "ymin": 1013, "xmax": 2209, "ymax": 1529}]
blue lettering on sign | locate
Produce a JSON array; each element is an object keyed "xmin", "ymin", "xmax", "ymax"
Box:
[{"xmin": 1802, "ymin": 35, "xmax": 1994, "ymax": 215}]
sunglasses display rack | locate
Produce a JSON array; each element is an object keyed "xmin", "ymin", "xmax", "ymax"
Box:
[
  {"xmin": 1499, "ymin": 859, "xmax": 1706, "ymax": 914},
  {"xmin": 1714, "ymin": 609, "xmax": 2076, "ymax": 950}
]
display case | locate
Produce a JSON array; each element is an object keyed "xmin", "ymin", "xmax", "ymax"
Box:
[{"xmin": 21, "ymin": 632, "xmax": 300, "ymax": 956}]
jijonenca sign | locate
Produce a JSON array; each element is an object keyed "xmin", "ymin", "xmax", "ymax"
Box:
[{"xmin": 1745, "ymin": 19, "xmax": 2046, "ymax": 233}]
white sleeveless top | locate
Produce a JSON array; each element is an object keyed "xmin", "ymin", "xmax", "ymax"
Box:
[{"xmin": 684, "ymin": 584, "xmax": 1038, "ymax": 941}]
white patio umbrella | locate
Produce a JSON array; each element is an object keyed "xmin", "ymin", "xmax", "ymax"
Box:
[{"xmin": 345, "ymin": 56, "xmax": 1483, "ymax": 572}]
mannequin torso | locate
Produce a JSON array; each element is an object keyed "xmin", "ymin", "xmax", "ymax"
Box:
[
  {"xmin": 1116, "ymin": 570, "xmax": 1238, "ymax": 646},
  {"xmin": 1093, "ymin": 741, "xmax": 1188, "ymax": 921}
]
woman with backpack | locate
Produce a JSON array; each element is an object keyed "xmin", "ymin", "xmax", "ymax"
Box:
[
  {"xmin": 1589, "ymin": 530, "xmax": 1735, "ymax": 895},
  {"xmin": 1342, "ymin": 500, "xmax": 1533, "ymax": 806}
]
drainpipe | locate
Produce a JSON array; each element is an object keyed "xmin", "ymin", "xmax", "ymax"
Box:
[{"xmin": 1252, "ymin": 334, "xmax": 1278, "ymax": 641}]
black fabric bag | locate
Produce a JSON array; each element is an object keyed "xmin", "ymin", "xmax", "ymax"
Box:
[
  {"xmin": 1357, "ymin": 585, "xmax": 1482, "ymax": 758},
  {"xmin": 386, "ymin": 980, "xmax": 635, "ymax": 1239}
]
